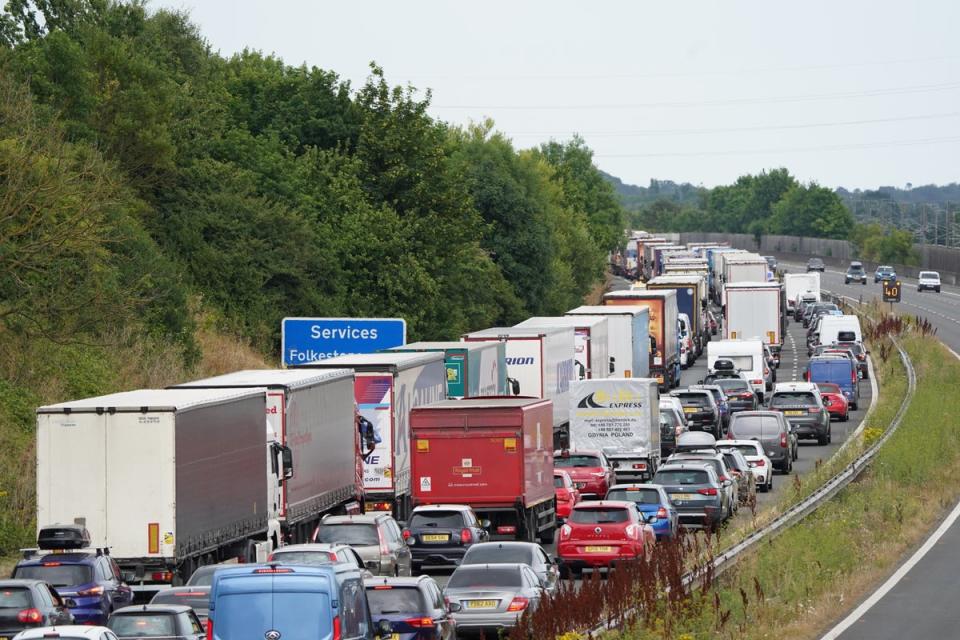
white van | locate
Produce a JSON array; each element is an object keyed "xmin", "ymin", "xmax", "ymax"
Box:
[
  {"xmin": 818, "ymin": 315, "xmax": 862, "ymax": 345},
  {"xmin": 707, "ymin": 339, "xmax": 767, "ymax": 400},
  {"xmin": 678, "ymin": 313, "xmax": 692, "ymax": 368}
]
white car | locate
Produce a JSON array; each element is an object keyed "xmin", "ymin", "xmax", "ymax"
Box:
[
  {"xmin": 14, "ymin": 627, "xmax": 119, "ymax": 640},
  {"xmin": 717, "ymin": 440, "xmax": 773, "ymax": 493},
  {"xmin": 660, "ymin": 396, "xmax": 688, "ymax": 428},
  {"xmin": 917, "ymin": 270, "xmax": 941, "ymax": 293}
]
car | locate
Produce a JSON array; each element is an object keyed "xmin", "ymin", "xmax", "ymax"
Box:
[
  {"xmin": 658, "ymin": 401, "xmax": 687, "ymax": 457},
  {"xmin": 604, "ymin": 484, "xmax": 679, "ymax": 540},
  {"xmin": 763, "ymin": 256, "xmax": 778, "ymax": 272},
  {"xmin": 0, "ymin": 580, "xmax": 75, "ymax": 638},
  {"xmin": 652, "ymin": 464, "xmax": 726, "ymax": 529},
  {"xmin": 716, "ymin": 440, "xmax": 773, "ymax": 493},
  {"xmin": 803, "ymin": 302, "xmax": 839, "ymax": 328},
  {"xmin": 718, "ymin": 448, "xmax": 756, "ymax": 506},
  {"xmin": 670, "ymin": 389, "xmax": 721, "ymax": 437},
  {"xmin": 707, "ymin": 310, "xmax": 719, "ymax": 336},
  {"xmin": 806, "ymin": 258, "xmax": 825, "ymax": 272},
  {"xmin": 12, "ymin": 550, "xmax": 133, "ymax": 626},
  {"xmin": 365, "ymin": 575, "xmax": 458, "ymax": 640},
  {"xmin": 678, "ymin": 313, "xmax": 694, "ymax": 368},
  {"xmin": 918, "ymin": 270, "xmax": 941, "ymax": 292},
  {"xmin": 315, "ymin": 513, "xmax": 412, "ymax": 576},
  {"xmin": 553, "ymin": 450, "xmax": 615, "ymax": 498},
  {"xmin": 460, "ymin": 542, "xmax": 560, "ymax": 597},
  {"xmin": 12, "ymin": 627, "xmax": 118, "ymax": 640},
  {"xmin": 845, "ymin": 261, "xmax": 867, "ymax": 284},
  {"xmin": 805, "ymin": 356, "xmax": 860, "ymax": 409},
  {"xmin": 443, "ymin": 564, "xmax": 545, "ymax": 635},
  {"xmin": 665, "ymin": 452, "xmax": 738, "ymax": 518},
  {"xmin": 402, "ymin": 505, "xmax": 490, "ymax": 572},
  {"xmin": 556, "ymin": 501, "xmax": 655, "ymax": 577},
  {"xmin": 688, "ymin": 384, "xmax": 730, "ymax": 433},
  {"xmin": 816, "ymin": 382, "xmax": 850, "ymax": 422},
  {"xmin": 795, "ymin": 293, "xmax": 818, "ymax": 322},
  {"xmin": 769, "ymin": 382, "xmax": 832, "ymax": 445},
  {"xmin": 553, "ymin": 470, "xmax": 581, "ymax": 523},
  {"xmin": 713, "ymin": 378, "xmax": 758, "ymax": 413},
  {"xmin": 727, "ymin": 411, "xmax": 797, "ymax": 473},
  {"xmin": 833, "ymin": 340, "xmax": 869, "ymax": 379},
  {"xmin": 874, "ymin": 265, "xmax": 897, "ymax": 283},
  {"xmin": 148, "ymin": 587, "xmax": 210, "ymax": 624},
  {"xmin": 764, "ymin": 343, "xmax": 780, "ymax": 375},
  {"xmin": 107, "ymin": 605, "xmax": 204, "ymax": 640},
  {"xmin": 268, "ymin": 543, "xmax": 372, "ymax": 577}
]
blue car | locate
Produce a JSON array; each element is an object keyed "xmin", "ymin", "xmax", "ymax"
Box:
[
  {"xmin": 12, "ymin": 550, "xmax": 133, "ymax": 625},
  {"xmin": 605, "ymin": 484, "xmax": 679, "ymax": 539},
  {"xmin": 365, "ymin": 576, "xmax": 458, "ymax": 640}
]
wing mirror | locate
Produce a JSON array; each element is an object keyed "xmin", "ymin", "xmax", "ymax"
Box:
[
  {"xmin": 508, "ymin": 377, "xmax": 521, "ymax": 395},
  {"xmin": 480, "ymin": 519, "xmax": 491, "ymax": 529},
  {"xmin": 63, "ymin": 598, "xmax": 78, "ymax": 608},
  {"xmin": 447, "ymin": 602, "xmax": 462, "ymax": 613}
]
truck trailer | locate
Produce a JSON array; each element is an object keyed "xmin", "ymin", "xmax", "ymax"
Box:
[
  {"xmin": 723, "ymin": 281, "xmax": 786, "ymax": 363},
  {"xmin": 783, "ymin": 272, "xmax": 821, "ymax": 315},
  {"xmin": 388, "ymin": 341, "xmax": 507, "ymax": 398},
  {"xmin": 647, "ymin": 275, "xmax": 708, "ymax": 358},
  {"xmin": 514, "ymin": 316, "xmax": 611, "ymax": 381},
  {"xmin": 565, "ymin": 306, "xmax": 650, "ymax": 380},
  {"xmin": 602, "ymin": 289, "xmax": 680, "ymax": 391}
]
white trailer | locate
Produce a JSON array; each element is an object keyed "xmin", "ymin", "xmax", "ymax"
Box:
[
  {"xmin": 724, "ymin": 281, "xmax": 785, "ymax": 362},
  {"xmin": 37, "ymin": 388, "xmax": 278, "ymax": 590},
  {"xmin": 707, "ymin": 340, "xmax": 768, "ymax": 399},
  {"xmin": 514, "ymin": 316, "xmax": 611, "ymax": 381},
  {"xmin": 566, "ymin": 305, "xmax": 650, "ymax": 380},
  {"xmin": 784, "ymin": 272, "xmax": 821, "ymax": 313},
  {"xmin": 569, "ymin": 378, "xmax": 660, "ymax": 482}
]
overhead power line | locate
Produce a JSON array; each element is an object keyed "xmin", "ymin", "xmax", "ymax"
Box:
[{"xmin": 592, "ymin": 135, "xmax": 960, "ymax": 158}]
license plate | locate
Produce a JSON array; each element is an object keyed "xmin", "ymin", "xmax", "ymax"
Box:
[
  {"xmin": 671, "ymin": 493, "xmax": 690, "ymax": 501},
  {"xmin": 466, "ymin": 599, "xmax": 498, "ymax": 609},
  {"xmin": 785, "ymin": 410, "xmax": 804, "ymax": 416},
  {"xmin": 683, "ymin": 407, "xmax": 697, "ymax": 413},
  {"xmin": 391, "ymin": 635, "xmax": 400, "ymax": 640},
  {"xmin": 422, "ymin": 534, "xmax": 449, "ymax": 542},
  {"xmin": 575, "ymin": 481, "xmax": 587, "ymax": 489},
  {"xmin": 584, "ymin": 546, "xmax": 613, "ymax": 553},
  {"xmin": 656, "ymin": 375, "xmax": 664, "ymax": 383}
]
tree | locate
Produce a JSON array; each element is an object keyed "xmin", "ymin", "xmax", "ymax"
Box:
[{"xmin": 767, "ymin": 183, "xmax": 855, "ymax": 239}]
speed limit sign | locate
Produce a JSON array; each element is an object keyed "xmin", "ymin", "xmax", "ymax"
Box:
[{"xmin": 882, "ymin": 279, "xmax": 902, "ymax": 303}]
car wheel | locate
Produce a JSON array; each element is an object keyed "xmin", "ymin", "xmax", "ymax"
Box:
[
  {"xmin": 759, "ymin": 479, "xmax": 768, "ymax": 493},
  {"xmin": 768, "ymin": 475, "xmax": 774, "ymax": 492},
  {"xmin": 817, "ymin": 432, "xmax": 829, "ymax": 446},
  {"xmin": 937, "ymin": 287, "xmax": 941, "ymax": 293}
]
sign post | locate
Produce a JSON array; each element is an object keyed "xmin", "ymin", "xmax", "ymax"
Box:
[
  {"xmin": 882, "ymin": 279, "xmax": 901, "ymax": 313},
  {"xmin": 281, "ymin": 317, "xmax": 407, "ymax": 366}
]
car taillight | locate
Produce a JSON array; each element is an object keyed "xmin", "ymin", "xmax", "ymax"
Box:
[
  {"xmin": 76, "ymin": 586, "xmax": 104, "ymax": 597},
  {"xmin": 808, "ymin": 407, "xmax": 819, "ymax": 414},
  {"xmin": 656, "ymin": 506, "xmax": 668, "ymax": 519},
  {"xmin": 406, "ymin": 617, "xmax": 435, "ymax": 628},
  {"xmin": 764, "ymin": 367, "xmax": 770, "ymax": 375},
  {"xmin": 460, "ymin": 528, "xmax": 472, "ymax": 544},
  {"xmin": 751, "ymin": 379, "xmax": 763, "ymax": 385},
  {"xmin": 805, "ymin": 372, "xmax": 810, "ymax": 381},
  {"xmin": 857, "ymin": 354, "xmax": 865, "ymax": 361},
  {"xmin": 206, "ymin": 619, "xmax": 213, "ymax": 640},
  {"xmin": 632, "ymin": 462, "xmax": 646, "ymax": 470},
  {"xmin": 507, "ymin": 597, "xmax": 529, "ymax": 612},
  {"xmin": 497, "ymin": 525, "xmax": 517, "ymax": 535},
  {"xmin": 697, "ymin": 488, "xmax": 718, "ymax": 496},
  {"xmin": 625, "ymin": 524, "xmax": 640, "ymax": 540},
  {"xmin": 333, "ymin": 615, "xmax": 341, "ymax": 640},
  {"xmin": 402, "ymin": 529, "xmax": 411, "ymax": 540},
  {"xmin": 675, "ymin": 425, "xmax": 682, "ymax": 436},
  {"xmin": 17, "ymin": 608, "xmax": 42, "ymax": 624},
  {"xmin": 754, "ymin": 459, "xmax": 766, "ymax": 467},
  {"xmin": 556, "ymin": 489, "xmax": 569, "ymax": 500},
  {"xmin": 780, "ymin": 432, "xmax": 788, "ymax": 448},
  {"xmin": 559, "ymin": 524, "xmax": 572, "ymax": 540},
  {"xmin": 739, "ymin": 392, "xmax": 754, "ymax": 399},
  {"xmin": 378, "ymin": 526, "xmax": 390, "ymax": 557},
  {"xmin": 852, "ymin": 372, "xmax": 857, "ymax": 384},
  {"xmin": 718, "ymin": 475, "xmax": 729, "ymax": 483}
]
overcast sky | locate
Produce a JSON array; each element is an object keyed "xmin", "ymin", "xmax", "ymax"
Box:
[{"xmin": 153, "ymin": 0, "xmax": 959, "ymax": 190}]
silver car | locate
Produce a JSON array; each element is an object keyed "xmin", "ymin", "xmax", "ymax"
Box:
[
  {"xmin": 314, "ymin": 514, "xmax": 412, "ymax": 576},
  {"xmin": 459, "ymin": 542, "xmax": 560, "ymax": 597},
  {"xmin": 267, "ymin": 543, "xmax": 373, "ymax": 578},
  {"xmin": 443, "ymin": 563, "xmax": 545, "ymax": 635}
]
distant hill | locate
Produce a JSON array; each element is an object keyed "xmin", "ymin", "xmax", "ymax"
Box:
[{"xmin": 600, "ymin": 171, "xmax": 703, "ymax": 209}]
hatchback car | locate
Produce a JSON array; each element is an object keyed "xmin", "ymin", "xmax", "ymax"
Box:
[
  {"xmin": 460, "ymin": 542, "xmax": 560, "ymax": 597},
  {"xmin": 107, "ymin": 605, "xmax": 204, "ymax": 640},
  {"xmin": 670, "ymin": 389, "xmax": 721, "ymax": 437},
  {"xmin": 443, "ymin": 564, "xmax": 545, "ymax": 636},
  {"xmin": 918, "ymin": 270, "xmax": 941, "ymax": 292},
  {"xmin": 604, "ymin": 484, "xmax": 679, "ymax": 540},
  {"xmin": 845, "ymin": 262, "xmax": 867, "ymax": 284},
  {"xmin": 553, "ymin": 450, "xmax": 615, "ymax": 498},
  {"xmin": 713, "ymin": 378, "xmax": 757, "ymax": 414},
  {"xmin": 806, "ymin": 258, "xmax": 825, "ymax": 272},
  {"xmin": 689, "ymin": 385, "xmax": 730, "ymax": 433},
  {"xmin": 816, "ymin": 382, "xmax": 850, "ymax": 422},
  {"xmin": 665, "ymin": 452, "xmax": 738, "ymax": 518},
  {"xmin": 0, "ymin": 580, "xmax": 75, "ymax": 638},
  {"xmin": 556, "ymin": 502, "xmax": 655, "ymax": 576},
  {"xmin": 727, "ymin": 411, "xmax": 797, "ymax": 473},
  {"xmin": 803, "ymin": 302, "xmax": 839, "ymax": 328},
  {"xmin": 718, "ymin": 449, "xmax": 756, "ymax": 506},
  {"xmin": 874, "ymin": 265, "xmax": 897, "ymax": 283},
  {"xmin": 12, "ymin": 627, "xmax": 118, "ymax": 640},
  {"xmin": 652, "ymin": 464, "xmax": 727, "ymax": 529},
  {"xmin": 769, "ymin": 382, "xmax": 832, "ymax": 445},
  {"xmin": 148, "ymin": 587, "xmax": 210, "ymax": 624},
  {"xmin": 365, "ymin": 575, "xmax": 457, "ymax": 640},
  {"xmin": 403, "ymin": 505, "xmax": 489, "ymax": 572},
  {"xmin": 553, "ymin": 470, "xmax": 580, "ymax": 523},
  {"xmin": 268, "ymin": 543, "xmax": 371, "ymax": 576},
  {"xmin": 717, "ymin": 440, "xmax": 773, "ymax": 493},
  {"xmin": 315, "ymin": 513, "xmax": 412, "ymax": 576},
  {"xmin": 658, "ymin": 401, "xmax": 687, "ymax": 457}
]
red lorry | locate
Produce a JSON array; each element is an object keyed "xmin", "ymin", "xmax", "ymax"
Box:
[{"xmin": 409, "ymin": 397, "xmax": 556, "ymax": 544}]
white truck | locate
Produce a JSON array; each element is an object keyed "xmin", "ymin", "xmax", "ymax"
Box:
[
  {"xmin": 295, "ymin": 352, "xmax": 446, "ymax": 520},
  {"xmin": 565, "ymin": 306, "xmax": 650, "ymax": 380},
  {"xmin": 723, "ymin": 254, "xmax": 770, "ymax": 293},
  {"xmin": 784, "ymin": 272, "xmax": 821, "ymax": 315},
  {"xmin": 463, "ymin": 326, "xmax": 576, "ymax": 449},
  {"xmin": 37, "ymin": 388, "xmax": 281, "ymax": 590},
  {"xmin": 514, "ymin": 316, "xmax": 611, "ymax": 381},
  {"xmin": 723, "ymin": 281, "xmax": 785, "ymax": 365},
  {"xmin": 170, "ymin": 369, "xmax": 361, "ymax": 545},
  {"xmin": 569, "ymin": 378, "xmax": 660, "ymax": 483}
]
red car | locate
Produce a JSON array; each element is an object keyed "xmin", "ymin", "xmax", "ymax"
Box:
[
  {"xmin": 816, "ymin": 382, "xmax": 850, "ymax": 421},
  {"xmin": 554, "ymin": 470, "xmax": 581, "ymax": 521},
  {"xmin": 554, "ymin": 450, "xmax": 615, "ymax": 498},
  {"xmin": 557, "ymin": 501, "xmax": 656, "ymax": 576}
]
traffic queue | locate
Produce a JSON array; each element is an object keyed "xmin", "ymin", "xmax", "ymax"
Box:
[{"xmin": 5, "ymin": 232, "xmax": 870, "ymax": 640}]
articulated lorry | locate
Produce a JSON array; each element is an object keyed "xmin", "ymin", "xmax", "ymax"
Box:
[
  {"xmin": 514, "ymin": 316, "xmax": 611, "ymax": 381},
  {"xmin": 389, "ymin": 341, "xmax": 507, "ymax": 398},
  {"xmin": 603, "ymin": 289, "xmax": 680, "ymax": 391},
  {"xmin": 170, "ymin": 369, "xmax": 361, "ymax": 545},
  {"xmin": 37, "ymin": 388, "xmax": 281, "ymax": 591},
  {"xmin": 723, "ymin": 281, "xmax": 786, "ymax": 364},
  {"xmin": 565, "ymin": 306, "xmax": 650, "ymax": 379},
  {"xmin": 647, "ymin": 275, "xmax": 708, "ymax": 359},
  {"xmin": 410, "ymin": 397, "xmax": 556, "ymax": 543}
]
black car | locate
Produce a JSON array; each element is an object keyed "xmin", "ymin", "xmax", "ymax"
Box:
[
  {"xmin": 670, "ymin": 389, "xmax": 721, "ymax": 437},
  {"xmin": 714, "ymin": 378, "xmax": 757, "ymax": 413},
  {"xmin": 108, "ymin": 604, "xmax": 205, "ymax": 640},
  {"xmin": 802, "ymin": 302, "xmax": 839, "ymax": 328},
  {"xmin": 403, "ymin": 505, "xmax": 490, "ymax": 572},
  {"xmin": 365, "ymin": 575, "xmax": 458, "ymax": 640},
  {"xmin": 845, "ymin": 262, "xmax": 867, "ymax": 284},
  {"xmin": 806, "ymin": 258, "xmax": 825, "ymax": 272},
  {"xmin": 0, "ymin": 579, "xmax": 75, "ymax": 637}
]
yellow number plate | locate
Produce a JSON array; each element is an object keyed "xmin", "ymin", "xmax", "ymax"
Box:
[
  {"xmin": 466, "ymin": 599, "xmax": 498, "ymax": 609},
  {"xmin": 422, "ymin": 534, "xmax": 449, "ymax": 542},
  {"xmin": 584, "ymin": 545, "xmax": 613, "ymax": 553},
  {"xmin": 683, "ymin": 407, "xmax": 697, "ymax": 413},
  {"xmin": 785, "ymin": 410, "xmax": 804, "ymax": 416},
  {"xmin": 391, "ymin": 635, "xmax": 400, "ymax": 640},
  {"xmin": 671, "ymin": 493, "xmax": 690, "ymax": 501}
]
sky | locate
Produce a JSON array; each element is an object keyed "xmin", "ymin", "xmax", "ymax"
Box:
[{"xmin": 153, "ymin": 0, "xmax": 960, "ymax": 190}]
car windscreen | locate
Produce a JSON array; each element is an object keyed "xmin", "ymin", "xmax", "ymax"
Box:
[
  {"xmin": 409, "ymin": 511, "xmax": 464, "ymax": 529},
  {"xmin": 816, "ymin": 383, "xmax": 841, "ymax": 393},
  {"xmin": 447, "ymin": 567, "xmax": 521, "ymax": 589},
  {"xmin": 770, "ymin": 392, "xmax": 818, "ymax": 407},
  {"xmin": 365, "ymin": 586, "xmax": 426, "ymax": 616},
  {"xmin": 729, "ymin": 416, "xmax": 769, "ymax": 436},
  {"xmin": 606, "ymin": 488, "xmax": 662, "ymax": 505},
  {"xmin": 713, "ymin": 355, "xmax": 754, "ymax": 371},
  {"xmin": 570, "ymin": 507, "xmax": 630, "ymax": 524},
  {"xmin": 14, "ymin": 563, "xmax": 93, "ymax": 587},
  {"xmin": 717, "ymin": 379, "xmax": 749, "ymax": 392},
  {"xmin": 554, "ymin": 455, "xmax": 602, "ymax": 468},
  {"xmin": 0, "ymin": 587, "xmax": 32, "ymax": 608},
  {"xmin": 920, "ymin": 272, "xmax": 938, "ymax": 279},
  {"xmin": 316, "ymin": 524, "xmax": 379, "ymax": 546},
  {"xmin": 269, "ymin": 550, "xmax": 335, "ymax": 566},
  {"xmin": 659, "ymin": 411, "xmax": 678, "ymax": 427},
  {"xmin": 186, "ymin": 566, "xmax": 217, "ymax": 586},
  {"xmin": 654, "ymin": 469, "xmax": 709, "ymax": 485},
  {"xmin": 109, "ymin": 613, "xmax": 177, "ymax": 636},
  {"xmin": 463, "ymin": 545, "xmax": 533, "ymax": 565},
  {"xmin": 675, "ymin": 393, "xmax": 710, "ymax": 407}
]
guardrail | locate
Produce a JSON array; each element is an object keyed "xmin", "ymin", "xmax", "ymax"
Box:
[{"xmin": 586, "ymin": 303, "xmax": 916, "ymax": 636}]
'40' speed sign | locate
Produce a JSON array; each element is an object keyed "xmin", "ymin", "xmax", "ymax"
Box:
[{"xmin": 882, "ymin": 279, "xmax": 902, "ymax": 303}]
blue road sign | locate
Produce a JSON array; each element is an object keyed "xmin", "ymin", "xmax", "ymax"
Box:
[{"xmin": 282, "ymin": 317, "xmax": 407, "ymax": 366}]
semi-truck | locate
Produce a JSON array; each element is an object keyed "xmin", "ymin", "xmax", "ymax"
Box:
[
  {"xmin": 388, "ymin": 341, "xmax": 507, "ymax": 398},
  {"xmin": 569, "ymin": 378, "xmax": 660, "ymax": 483},
  {"xmin": 409, "ymin": 397, "xmax": 556, "ymax": 543},
  {"xmin": 722, "ymin": 254, "xmax": 770, "ymax": 300},
  {"xmin": 784, "ymin": 272, "xmax": 821, "ymax": 315},
  {"xmin": 37, "ymin": 388, "xmax": 281, "ymax": 590},
  {"xmin": 170, "ymin": 369, "xmax": 361, "ymax": 545},
  {"xmin": 462, "ymin": 326, "xmax": 576, "ymax": 449},
  {"xmin": 647, "ymin": 275, "xmax": 707, "ymax": 359},
  {"xmin": 707, "ymin": 248, "xmax": 746, "ymax": 303},
  {"xmin": 565, "ymin": 306, "xmax": 650, "ymax": 379},
  {"xmin": 293, "ymin": 352, "xmax": 446, "ymax": 520},
  {"xmin": 724, "ymin": 281, "xmax": 786, "ymax": 364},
  {"xmin": 603, "ymin": 289, "xmax": 680, "ymax": 391},
  {"xmin": 514, "ymin": 316, "xmax": 611, "ymax": 381}
]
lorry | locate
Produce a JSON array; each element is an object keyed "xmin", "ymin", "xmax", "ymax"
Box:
[
  {"xmin": 170, "ymin": 369, "xmax": 361, "ymax": 546},
  {"xmin": 514, "ymin": 315, "xmax": 611, "ymax": 381},
  {"xmin": 409, "ymin": 397, "xmax": 556, "ymax": 543},
  {"xmin": 462, "ymin": 326, "xmax": 575, "ymax": 449},
  {"xmin": 647, "ymin": 275, "xmax": 708, "ymax": 359},
  {"xmin": 643, "ymin": 241, "xmax": 679, "ymax": 280},
  {"xmin": 783, "ymin": 272, "xmax": 821, "ymax": 315},
  {"xmin": 603, "ymin": 289, "xmax": 680, "ymax": 391},
  {"xmin": 388, "ymin": 341, "xmax": 507, "ymax": 398},
  {"xmin": 637, "ymin": 237, "xmax": 671, "ymax": 280},
  {"xmin": 565, "ymin": 305, "xmax": 650, "ymax": 379},
  {"xmin": 293, "ymin": 352, "xmax": 447, "ymax": 520},
  {"xmin": 707, "ymin": 248, "xmax": 746, "ymax": 303},
  {"xmin": 37, "ymin": 388, "xmax": 281, "ymax": 590},
  {"xmin": 569, "ymin": 378, "xmax": 660, "ymax": 483},
  {"xmin": 723, "ymin": 281, "xmax": 786, "ymax": 364},
  {"xmin": 722, "ymin": 254, "xmax": 770, "ymax": 292}
]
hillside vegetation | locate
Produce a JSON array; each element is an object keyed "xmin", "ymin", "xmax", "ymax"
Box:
[{"xmin": 0, "ymin": 0, "xmax": 624, "ymax": 554}]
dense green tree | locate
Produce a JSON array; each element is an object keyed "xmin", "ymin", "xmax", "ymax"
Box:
[{"xmin": 767, "ymin": 182, "xmax": 855, "ymax": 239}]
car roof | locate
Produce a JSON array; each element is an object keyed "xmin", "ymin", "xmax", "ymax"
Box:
[
  {"xmin": 364, "ymin": 575, "xmax": 432, "ymax": 588},
  {"xmin": 554, "ymin": 449, "xmax": 602, "ymax": 456},
  {"xmin": 716, "ymin": 440, "xmax": 763, "ymax": 449},
  {"xmin": 113, "ymin": 604, "xmax": 193, "ymax": 614},
  {"xmin": 0, "ymin": 579, "xmax": 47, "ymax": 588},
  {"xmin": 451, "ymin": 562, "xmax": 527, "ymax": 571},
  {"xmin": 731, "ymin": 410, "xmax": 782, "ymax": 418},
  {"xmin": 773, "ymin": 382, "xmax": 818, "ymax": 392},
  {"xmin": 322, "ymin": 514, "xmax": 384, "ymax": 524},
  {"xmin": 657, "ymin": 463, "xmax": 717, "ymax": 475},
  {"xmin": 572, "ymin": 500, "xmax": 634, "ymax": 509},
  {"xmin": 464, "ymin": 541, "xmax": 540, "ymax": 554},
  {"xmin": 411, "ymin": 504, "xmax": 473, "ymax": 512},
  {"xmin": 270, "ymin": 543, "xmax": 346, "ymax": 553},
  {"xmin": 14, "ymin": 626, "xmax": 114, "ymax": 639},
  {"xmin": 17, "ymin": 552, "xmax": 100, "ymax": 566},
  {"xmin": 608, "ymin": 483, "xmax": 666, "ymax": 492}
]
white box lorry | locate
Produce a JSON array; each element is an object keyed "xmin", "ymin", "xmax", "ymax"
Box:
[
  {"xmin": 724, "ymin": 281, "xmax": 785, "ymax": 363},
  {"xmin": 784, "ymin": 273, "xmax": 821, "ymax": 314},
  {"xmin": 514, "ymin": 316, "xmax": 611, "ymax": 381},
  {"xmin": 569, "ymin": 378, "xmax": 660, "ymax": 483},
  {"xmin": 565, "ymin": 306, "xmax": 650, "ymax": 380}
]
